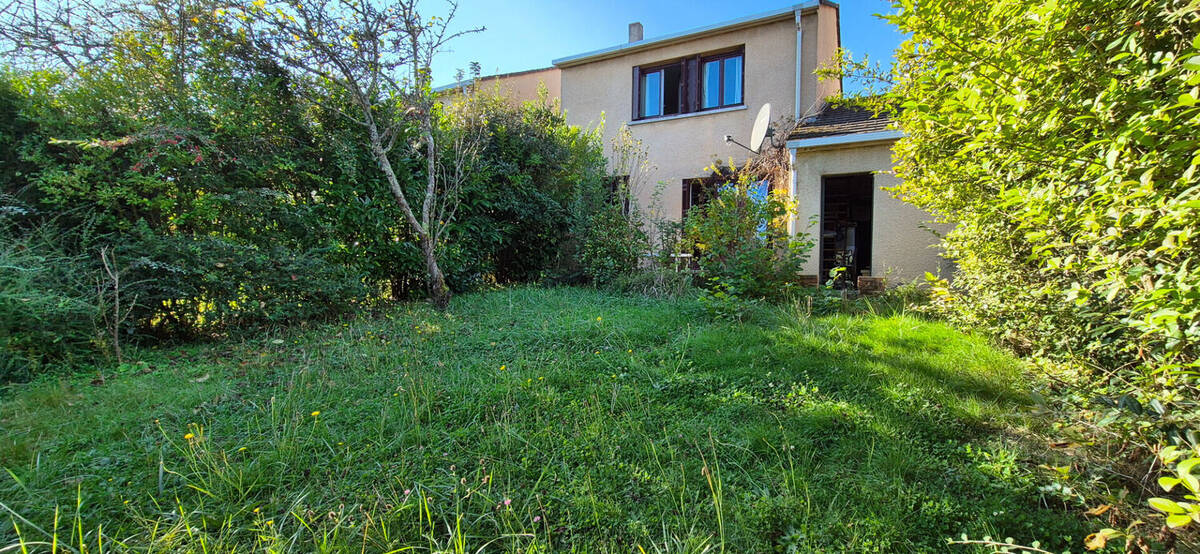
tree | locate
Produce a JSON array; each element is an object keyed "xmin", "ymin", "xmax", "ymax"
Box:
[
  {"xmin": 831, "ymin": 0, "xmax": 1200, "ymax": 511},
  {"xmin": 247, "ymin": 0, "xmax": 482, "ymax": 309}
]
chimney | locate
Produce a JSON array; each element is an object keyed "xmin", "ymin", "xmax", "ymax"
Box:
[{"xmin": 628, "ymin": 22, "xmax": 643, "ymax": 43}]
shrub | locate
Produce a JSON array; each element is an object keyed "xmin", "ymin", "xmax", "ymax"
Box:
[
  {"xmin": 683, "ymin": 173, "xmax": 813, "ymax": 303},
  {"xmin": 866, "ymin": 0, "xmax": 1200, "ymax": 449},
  {"xmin": 828, "ymin": 0, "xmax": 1200, "ymax": 541},
  {"xmin": 0, "ymin": 225, "xmax": 98, "ymax": 380},
  {"xmin": 117, "ymin": 228, "xmax": 369, "ymax": 338},
  {"xmin": 579, "ymin": 205, "xmax": 649, "ymax": 286}
]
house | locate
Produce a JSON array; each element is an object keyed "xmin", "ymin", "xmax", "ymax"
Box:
[
  {"xmin": 434, "ymin": 67, "xmax": 561, "ymax": 106},
  {"xmin": 444, "ymin": 2, "xmax": 946, "ymax": 287}
]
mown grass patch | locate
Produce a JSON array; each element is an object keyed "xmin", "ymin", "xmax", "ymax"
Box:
[{"xmin": 1, "ymin": 286, "xmax": 1090, "ymax": 552}]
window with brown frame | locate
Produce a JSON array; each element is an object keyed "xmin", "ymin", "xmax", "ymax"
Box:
[{"xmin": 633, "ymin": 47, "xmax": 744, "ymax": 121}]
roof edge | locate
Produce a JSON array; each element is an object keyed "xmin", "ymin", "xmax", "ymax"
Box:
[
  {"xmin": 552, "ymin": 1, "xmax": 830, "ymax": 68},
  {"xmin": 786, "ymin": 129, "xmax": 904, "ymax": 150},
  {"xmin": 433, "ymin": 66, "xmax": 558, "ymax": 93}
]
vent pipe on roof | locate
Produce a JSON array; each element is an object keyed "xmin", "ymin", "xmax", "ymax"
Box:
[{"xmin": 628, "ymin": 22, "xmax": 643, "ymax": 43}]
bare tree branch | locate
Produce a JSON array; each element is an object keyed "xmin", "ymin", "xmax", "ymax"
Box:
[{"xmin": 244, "ymin": 0, "xmax": 482, "ymax": 309}]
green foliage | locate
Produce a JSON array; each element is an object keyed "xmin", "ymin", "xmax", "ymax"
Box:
[
  {"xmin": 0, "ymin": 225, "xmax": 97, "ymax": 381},
  {"xmin": 604, "ymin": 267, "xmax": 694, "ymax": 298},
  {"xmin": 0, "ymin": 23, "xmax": 607, "ymax": 377},
  {"xmin": 683, "ymin": 175, "xmax": 813, "ymax": 303},
  {"xmin": 117, "ymin": 227, "xmax": 369, "ymax": 338},
  {"xmin": 0, "ymin": 287, "xmax": 1093, "ymax": 551},
  {"xmin": 443, "ymin": 94, "xmax": 608, "ymax": 287},
  {"xmin": 579, "ymin": 204, "xmax": 649, "ymax": 286},
  {"xmin": 1150, "ymin": 445, "xmax": 1200, "ymax": 529},
  {"xmin": 874, "ymin": 0, "xmax": 1200, "ymax": 453}
]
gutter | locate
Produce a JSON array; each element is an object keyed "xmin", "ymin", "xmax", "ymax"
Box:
[
  {"xmin": 552, "ymin": 1, "xmax": 826, "ymax": 68},
  {"xmin": 785, "ymin": 129, "xmax": 904, "ymax": 150}
]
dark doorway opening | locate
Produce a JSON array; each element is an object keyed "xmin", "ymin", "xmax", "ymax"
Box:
[{"xmin": 820, "ymin": 173, "xmax": 874, "ymax": 288}]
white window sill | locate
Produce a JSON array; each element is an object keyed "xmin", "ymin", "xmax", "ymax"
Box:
[{"xmin": 629, "ymin": 104, "xmax": 747, "ymax": 126}]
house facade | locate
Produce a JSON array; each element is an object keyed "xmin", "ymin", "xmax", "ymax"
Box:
[
  {"xmin": 435, "ymin": 67, "xmax": 561, "ymax": 106},
  {"xmin": 441, "ymin": 2, "xmax": 945, "ymax": 286}
]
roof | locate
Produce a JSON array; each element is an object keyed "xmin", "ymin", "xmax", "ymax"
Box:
[
  {"xmin": 787, "ymin": 104, "xmax": 895, "ymax": 140},
  {"xmin": 551, "ymin": 1, "xmax": 835, "ymax": 68}
]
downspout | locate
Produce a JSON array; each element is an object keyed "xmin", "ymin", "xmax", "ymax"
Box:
[
  {"xmin": 793, "ymin": 9, "xmax": 804, "ymax": 121},
  {"xmin": 788, "ymin": 146, "xmax": 799, "ymax": 236}
]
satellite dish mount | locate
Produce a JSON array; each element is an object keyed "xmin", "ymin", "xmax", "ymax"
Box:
[{"xmin": 724, "ymin": 103, "xmax": 773, "ymax": 154}]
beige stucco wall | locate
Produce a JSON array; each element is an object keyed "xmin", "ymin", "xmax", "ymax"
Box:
[
  {"xmin": 475, "ymin": 68, "xmax": 561, "ymax": 106},
  {"xmin": 791, "ymin": 141, "xmax": 948, "ymax": 284},
  {"xmin": 558, "ymin": 7, "xmax": 840, "ymax": 223},
  {"xmin": 440, "ymin": 68, "xmax": 561, "ymax": 107}
]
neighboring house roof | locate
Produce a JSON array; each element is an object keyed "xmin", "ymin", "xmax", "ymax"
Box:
[
  {"xmin": 551, "ymin": 0, "xmax": 835, "ymax": 68},
  {"xmin": 787, "ymin": 104, "xmax": 894, "ymax": 140}
]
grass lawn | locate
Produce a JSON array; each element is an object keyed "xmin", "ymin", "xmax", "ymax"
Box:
[{"xmin": 1, "ymin": 286, "xmax": 1090, "ymax": 552}]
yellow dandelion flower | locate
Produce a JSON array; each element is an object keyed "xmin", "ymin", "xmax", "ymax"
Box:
[
  {"xmin": 499, "ymin": 365, "xmax": 506, "ymax": 371},
  {"xmin": 184, "ymin": 433, "xmax": 195, "ymax": 440},
  {"xmin": 311, "ymin": 411, "xmax": 321, "ymax": 417},
  {"xmin": 253, "ymin": 507, "xmax": 260, "ymax": 513},
  {"xmin": 266, "ymin": 520, "xmax": 274, "ymax": 526},
  {"xmin": 596, "ymin": 316, "xmax": 602, "ymax": 321}
]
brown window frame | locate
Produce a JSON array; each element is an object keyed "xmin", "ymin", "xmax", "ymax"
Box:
[
  {"xmin": 699, "ymin": 50, "xmax": 744, "ymax": 111},
  {"xmin": 633, "ymin": 46, "xmax": 745, "ymax": 122}
]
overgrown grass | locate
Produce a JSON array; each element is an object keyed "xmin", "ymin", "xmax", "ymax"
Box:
[{"xmin": 1, "ymin": 286, "xmax": 1092, "ymax": 552}]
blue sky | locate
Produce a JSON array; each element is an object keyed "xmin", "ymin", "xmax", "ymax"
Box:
[{"xmin": 430, "ymin": 0, "xmax": 904, "ymax": 93}]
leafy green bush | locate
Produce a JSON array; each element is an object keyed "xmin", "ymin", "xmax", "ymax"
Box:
[
  {"xmin": 440, "ymin": 93, "xmax": 609, "ymax": 288},
  {"xmin": 826, "ymin": 0, "xmax": 1200, "ymax": 540},
  {"xmin": 873, "ymin": 0, "xmax": 1200, "ymax": 448},
  {"xmin": 0, "ymin": 226, "xmax": 98, "ymax": 380},
  {"xmin": 118, "ymin": 228, "xmax": 369, "ymax": 338},
  {"xmin": 579, "ymin": 205, "xmax": 649, "ymax": 286},
  {"xmin": 683, "ymin": 175, "xmax": 813, "ymax": 303}
]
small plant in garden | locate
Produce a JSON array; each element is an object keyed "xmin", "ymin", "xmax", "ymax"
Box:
[{"xmin": 683, "ymin": 165, "xmax": 813, "ymax": 307}]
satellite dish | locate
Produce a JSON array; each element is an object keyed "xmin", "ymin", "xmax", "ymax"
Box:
[
  {"xmin": 722, "ymin": 103, "xmax": 775, "ymax": 153},
  {"xmin": 748, "ymin": 103, "xmax": 772, "ymax": 153}
]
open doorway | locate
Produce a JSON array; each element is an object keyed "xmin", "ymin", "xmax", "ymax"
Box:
[{"xmin": 820, "ymin": 173, "xmax": 874, "ymax": 288}]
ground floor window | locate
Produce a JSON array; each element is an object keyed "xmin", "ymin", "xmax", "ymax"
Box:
[{"xmin": 607, "ymin": 175, "xmax": 631, "ymax": 215}]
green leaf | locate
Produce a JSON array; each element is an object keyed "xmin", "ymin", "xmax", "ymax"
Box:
[
  {"xmin": 1166, "ymin": 513, "xmax": 1193, "ymax": 528},
  {"xmin": 1150, "ymin": 497, "xmax": 1185, "ymax": 514}
]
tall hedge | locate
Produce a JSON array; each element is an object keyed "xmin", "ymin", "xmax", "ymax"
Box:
[{"xmin": 886, "ymin": 0, "xmax": 1200, "ymax": 443}]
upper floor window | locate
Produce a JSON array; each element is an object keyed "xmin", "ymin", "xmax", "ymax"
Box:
[
  {"xmin": 702, "ymin": 53, "xmax": 743, "ymax": 109},
  {"xmin": 634, "ymin": 47, "xmax": 744, "ymax": 121}
]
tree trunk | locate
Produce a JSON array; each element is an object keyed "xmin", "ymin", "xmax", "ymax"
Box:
[
  {"xmin": 363, "ymin": 113, "xmax": 452, "ymax": 311},
  {"xmin": 421, "ymin": 234, "xmax": 450, "ymax": 310}
]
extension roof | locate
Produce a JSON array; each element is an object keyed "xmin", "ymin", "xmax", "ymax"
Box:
[{"xmin": 787, "ymin": 103, "xmax": 894, "ymax": 140}]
